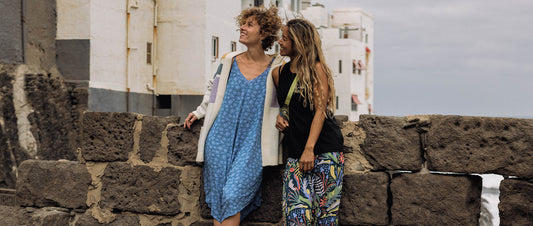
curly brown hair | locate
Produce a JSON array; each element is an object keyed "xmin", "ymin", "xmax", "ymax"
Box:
[{"xmin": 236, "ymin": 6, "xmax": 282, "ymax": 51}]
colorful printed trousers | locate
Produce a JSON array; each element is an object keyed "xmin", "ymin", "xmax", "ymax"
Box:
[{"xmin": 282, "ymin": 152, "xmax": 344, "ymax": 226}]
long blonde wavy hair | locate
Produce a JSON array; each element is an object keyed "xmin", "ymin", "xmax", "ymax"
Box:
[{"xmin": 285, "ymin": 19, "xmax": 336, "ymax": 116}]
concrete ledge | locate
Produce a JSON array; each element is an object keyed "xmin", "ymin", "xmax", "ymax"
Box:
[
  {"xmin": 16, "ymin": 160, "xmax": 91, "ymax": 209},
  {"xmin": 390, "ymin": 173, "xmax": 482, "ymax": 225},
  {"xmin": 499, "ymin": 178, "xmax": 533, "ymax": 226}
]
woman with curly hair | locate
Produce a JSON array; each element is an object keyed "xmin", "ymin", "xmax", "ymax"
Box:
[
  {"xmin": 273, "ymin": 19, "xmax": 345, "ymax": 225},
  {"xmin": 183, "ymin": 6, "xmax": 283, "ymax": 226}
]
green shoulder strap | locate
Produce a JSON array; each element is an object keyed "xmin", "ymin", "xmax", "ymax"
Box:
[{"xmin": 284, "ymin": 76, "xmax": 299, "ymax": 107}]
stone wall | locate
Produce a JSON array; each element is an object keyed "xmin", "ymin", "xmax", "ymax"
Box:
[
  {"xmin": 0, "ymin": 63, "xmax": 85, "ymax": 189},
  {"xmin": 0, "ymin": 113, "xmax": 531, "ymax": 225},
  {"xmin": 0, "ymin": 0, "xmax": 86, "ymax": 189}
]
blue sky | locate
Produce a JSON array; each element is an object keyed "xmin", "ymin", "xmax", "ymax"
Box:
[{"xmin": 314, "ymin": 0, "xmax": 533, "ymax": 118}]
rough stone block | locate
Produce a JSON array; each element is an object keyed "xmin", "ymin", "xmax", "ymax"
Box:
[
  {"xmin": 100, "ymin": 162, "xmax": 181, "ymax": 215},
  {"xmin": 359, "ymin": 115, "xmax": 423, "ymax": 171},
  {"xmin": 499, "ymin": 178, "xmax": 533, "ymax": 226},
  {"xmin": 339, "ymin": 172, "xmax": 389, "ymax": 226},
  {"xmin": 390, "ymin": 173, "xmax": 481, "ymax": 226},
  {"xmin": 82, "ymin": 112, "xmax": 137, "ymax": 161},
  {"xmin": 0, "ymin": 206, "xmax": 70, "ymax": 226},
  {"xmin": 199, "ymin": 172, "xmax": 212, "ymax": 219},
  {"xmin": 139, "ymin": 115, "xmax": 179, "ymax": 163},
  {"xmin": 247, "ymin": 165, "xmax": 283, "ymax": 222},
  {"xmin": 0, "ymin": 206, "xmax": 29, "ymax": 225},
  {"xmin": 74, "ymin": 211, "xmax": 141, "ymax": 226},
  {"xmin": 25, "ymin": 73, "xmax": 78, "ymax": 160},
  {"xmin": 1, "ymin": 65, "xmax": 29, "ymax": 189},
  {"xmin": 16, "ymin": 160, "xmax": 91, "ymax": 209},
  {"xmin": 28, "ymin": 207, "xmax": 71, "ymax": 226},
  {"xmin": 427, "ymin": 115, "xmax": 533, "ymax": 178},
  {"xmin": 167, "ymin": 120, "xmax": 202, "ymax": 166}
]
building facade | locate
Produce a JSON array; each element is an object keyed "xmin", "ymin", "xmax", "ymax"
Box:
[
  {"xmin": 303, "ymin": 6, "xmax": 374, "ymax": 121},
  {"xmin": 55, "ymin": 0, "xmax": 373, "ymax": 120}
]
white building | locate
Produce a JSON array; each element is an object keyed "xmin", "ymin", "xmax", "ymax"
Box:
[
  {"xmin": 303, "ymin": 5, "xmax": 374, "ymax": 121},
  {"xmin": 56, "ymin": 0, "xmax": 373, "ymax": 120}
]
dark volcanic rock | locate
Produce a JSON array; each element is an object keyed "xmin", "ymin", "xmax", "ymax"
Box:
[
  {"xmin": 74, "ymin": 211, "xmax": 141, "ymax": 226},
  {"xmin": 359, "ymin": 115, "xmax": 423, "ymax": 171},
  {"xmin": 100, "ymin": 162, "xmax": 181, "ymax": 215},
  {"xmin": 16, "ymin": 160, "xmax": 91, "ymax": 209},
  {"xmin": 167, "ymin": 119, "xmax": 202, "ymax": 166},
  {"xmin": 390, "ymin": 173, "xmax": 482, "ymax": 226},
  {"xmin": 339, "ymin": 172, "xmax": 389, "ymax": 226},
  {"xmin": 499, "ymin": 178, "xmax": 533, "ymax": 226},
  {"xmin": 247, "ymin": 165, "xmax": 283, "ymax": 222},
  {"xmin": 139, "ymin": 115, "xmax": 179, "ymax": 163},
  {"xmin": 427, "ymin": 115, "xmax": 533, "ymax": 178},
  {"xmin": 81, "ymin": 112, "xmax": 137, "ymax": 161}
]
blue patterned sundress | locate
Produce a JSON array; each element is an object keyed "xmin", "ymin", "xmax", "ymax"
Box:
[{"xmin": 204, "ymin": 59, "xmax": 272, "ymax": 222}]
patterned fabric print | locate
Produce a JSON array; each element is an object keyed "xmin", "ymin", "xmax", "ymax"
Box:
[
  {"xmin": 204, "ymin": 60, "xmax": 271, "ymax": 222},
  {"xmin": 283, "ymin": 152, "xmax": 345, "ymax": 226}
]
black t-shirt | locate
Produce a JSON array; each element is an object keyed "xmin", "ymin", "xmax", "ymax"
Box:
[{"xmin": 276, "ymin": 61, "xmax": 344, "ymax": 159}]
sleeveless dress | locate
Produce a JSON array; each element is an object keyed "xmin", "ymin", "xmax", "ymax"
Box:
[{"xmin": 203, "ymin": 59, "xmax": 272, "ymax": 222}]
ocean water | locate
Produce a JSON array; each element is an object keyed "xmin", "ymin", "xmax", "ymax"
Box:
[{"xmin": 480, "ymin": 174, "xmax": 503, "ymax": 226}]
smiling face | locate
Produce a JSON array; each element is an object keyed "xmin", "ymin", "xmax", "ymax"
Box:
[
  {"xmin": 239, "ymin": 16, "xmax": 264, "ymax": 47},
  {"xmin": 279, "ymin": 26, "xmax": 294, "ymax": 57}
]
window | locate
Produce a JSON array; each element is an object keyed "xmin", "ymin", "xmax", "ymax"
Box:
[
  {"xmin": 147, "ymin": 42, "xmax": 152, "ymax": 64},
  {"xmin": 351, "ymin": 101, "xmax": 358, "ymax": 111},
  {"xmin": 336, "ymin": 96, "xmax": 339, "ymax": 110},
  {"xmin": 351, "ymin": 95, "xmax": 361, "ymax": 111},
  {"xmin": 275, "ymin": 0, "xmax": 279, "ymax": 7},
  {"xmin": 231, "ymin": 41, "xmax": 237, "ymax": 52},
  {"xmin": 157, "ymin": 95, "xmax": 171, "ymax": 109},
  {"xmin": 352, "ymin": 60, "xmax": 356, "ymax": 74},
  {"xmin": 254, "ymin": 0, "xmax": 263, "ymax": 6},
  {"xmin": 338, "ymin": 60, "xmax": 342, "ymax": 73},
  {"xmin": 212, "ymin": 36, "xmax": 219, "ymax": 59},
  {"xmin": 365, "ymin": 34, "xmax": 368, "ymax": 43}
]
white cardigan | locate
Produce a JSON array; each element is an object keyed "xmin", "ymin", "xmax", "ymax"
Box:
[{"xmin": 192, "ymin": 51, "xmax": 284, "ymax": 166}]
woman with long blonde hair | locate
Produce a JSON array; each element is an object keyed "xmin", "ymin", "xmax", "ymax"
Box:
[{"xmin": 273, "ymin": 18, "xmax": 344, "ymax": 225}]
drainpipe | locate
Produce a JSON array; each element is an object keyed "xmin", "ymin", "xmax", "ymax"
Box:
[
  {"xmin": 126, "ymin": 5, "xmax": 131, "ymax": 112},
  {"xmin": 152, "ymin": 0, "xmax": 158, "ymax": 116},
  {"xmin": 21, "ymin": 0, "xmax": 26, "ymax": 63}
]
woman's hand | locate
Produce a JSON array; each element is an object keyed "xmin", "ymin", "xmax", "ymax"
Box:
[
  {"xmin": 275, "ymin": 114, "xmax": 289, "ymax": 131},
  {"xmin": 183, "ymin": 113, "xmax": 197, "ymax": 129},
  {"xmin": 299, "ymin": 147, "xmax": 315, "ymax": 173}
]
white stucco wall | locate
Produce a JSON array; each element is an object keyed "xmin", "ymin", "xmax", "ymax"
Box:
[
  {"xmin": 56, "ymin": 0, "xmax": 90, "ymax": 40},
  {"xmin": 126, "ymin": 0, "xmax": 155, "ymax": 94},
  {"xmin": 89, "ymin": 0, "xmax": 127, "ymax": 91},
  {"xmin": 206, "ymin": 0, "xmax": 241, "ymax": 81},
  {"xmin": 156, "ymin": 0, "xmax": 240, "ymax": 95},
  {"xmin": 322, "ymin": 8, "xmax": 374, "ymax": 119},
  {"xmin": 156, "ymin": 0, "xmax": 206, "ymax": 95},
  {"xmin": 301, "ymin": 4, "xmax": 328, "ymax": 28}
]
